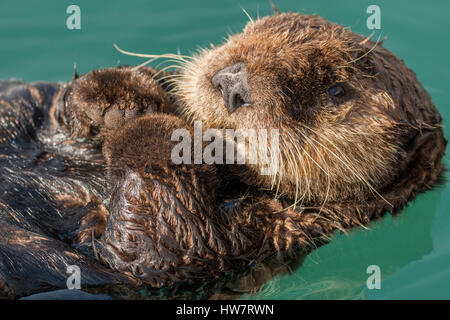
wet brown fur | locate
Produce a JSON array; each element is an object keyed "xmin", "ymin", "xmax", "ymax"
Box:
[
  {"xmin": 96, "ymin": 13, "xmax": 446, "ymax": 288},
  {"xmin": 177, "ymin": 13, "xmax": 444, "ymax": 205},
  {"xmin": 0, "ymin": 12, "xmax": 446, "ymax": 298}
]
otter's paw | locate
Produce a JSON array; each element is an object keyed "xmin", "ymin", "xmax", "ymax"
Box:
[
  {"xmin": 103, "ymin": 113, "xmax": 192, "ymax": 171},
  {"xmin": 63, "ymin": 67, "xmax": 172, "ymax": 138}
]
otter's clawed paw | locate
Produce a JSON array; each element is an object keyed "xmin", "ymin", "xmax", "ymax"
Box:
[{"xmin": 63, "ymin": 67, "xmax": 172, "ymax": 138}]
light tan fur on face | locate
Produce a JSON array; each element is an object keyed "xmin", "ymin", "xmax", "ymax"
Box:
[{"xmin": 171, "ymin": 12, "xmax": 441, "ymax": 207}]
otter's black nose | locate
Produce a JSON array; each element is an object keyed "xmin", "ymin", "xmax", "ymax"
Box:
[{"xmin": 211, "ymin": 62, "xmax": 251, "ymax": 113}]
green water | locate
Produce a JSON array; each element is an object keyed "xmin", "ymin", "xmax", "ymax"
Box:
[{"xmin": 1, "ymin": 0, "xmax": 449, "ymax": 299}]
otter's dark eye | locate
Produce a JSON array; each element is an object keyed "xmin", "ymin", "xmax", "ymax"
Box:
[
  {"xmin": 90, "ymin": 126, "xmax": 99, "ymax": 136},
  {"xmin": 328, "ymin": 85, "xmax": 345, "ymax": 97}
]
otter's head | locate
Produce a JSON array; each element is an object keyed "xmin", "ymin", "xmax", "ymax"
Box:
[{"xmin": 175, "ymin": 12, "xmax": 444, "ymax": 205}]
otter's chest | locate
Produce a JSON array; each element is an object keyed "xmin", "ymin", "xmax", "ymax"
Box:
[{"xmin": 0, "ymin": 81, "xmax": 109, "ymax": 239}]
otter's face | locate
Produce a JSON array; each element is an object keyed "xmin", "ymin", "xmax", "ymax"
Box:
[{"xmin": 177, "ymin": 13, "xmax": 440, "ymax": 204}]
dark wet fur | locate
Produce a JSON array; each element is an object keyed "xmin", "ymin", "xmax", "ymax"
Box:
[
  {"xmin": 0, "ymin": 13, "xmax": 447, "ymax": 299},
  {"xmin": 0, "ymin": 81, "xmax": 138, "ymax": 297},
  {"xmin": 0, "ymin": 79, "xmax": 330, "ymax": 299},
  {"xmin": 0, "ymin": 78, "xmax": 283, "ymax": 299}
]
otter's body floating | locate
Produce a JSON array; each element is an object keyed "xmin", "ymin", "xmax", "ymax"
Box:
[{"xmin": 0, "ymin": 12, "xmax": 446, "ymax": 299}]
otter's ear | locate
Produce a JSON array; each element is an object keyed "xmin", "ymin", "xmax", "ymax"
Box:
[
  {"xmin": 404, "ymin": 128, "xmax": 446, "ymax": 166},
  {"xmin": 396, "ymin": 127, "xmax": 446, "ymax": 199}
]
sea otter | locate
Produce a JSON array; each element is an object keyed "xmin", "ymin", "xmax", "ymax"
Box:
[{"xmin": 0, "ymin": 11, "xmax": 446, "ymax": 299}]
